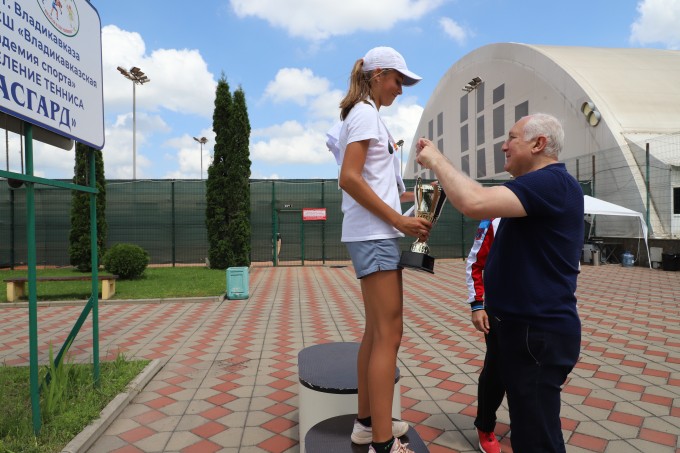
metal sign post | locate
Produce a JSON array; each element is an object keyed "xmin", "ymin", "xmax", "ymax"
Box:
[{"xmin": 0, "ymin": 0, "xmax": 104, "ymax": 435}]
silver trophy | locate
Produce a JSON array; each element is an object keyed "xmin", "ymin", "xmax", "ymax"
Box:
[{"xmin": 399, "ymin": 177, "xmax": 447, "ymax": 273}]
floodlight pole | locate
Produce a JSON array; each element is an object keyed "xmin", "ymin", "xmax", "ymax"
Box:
[
  {"xmin": 117, "ymin": 66, "xmax": 150, "ymax": 180},
  {"xmin": 396, "ymin": 139, "xmax": 404, "ymax": 178},
  {"xmin": 193, "ymin": 136, "xmax": 208, "ymax": 179}
]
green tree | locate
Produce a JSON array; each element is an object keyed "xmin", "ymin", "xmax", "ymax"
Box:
[
  {"xmin": 225, "ymin": 87, "xmax": 251, "ymax": 266},
  {"xmin": 206, "ymin": 76, "xmax": 234, "ymax": 269},
  {"xmin": 69, "ymin": 142, "xmax": 107, "ymax": 272},
  {"xmin": 205, "ymin": 76, "xmax": 251, "ymax": 269}
]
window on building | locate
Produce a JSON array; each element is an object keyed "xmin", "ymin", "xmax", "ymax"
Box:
[
  {"xmin": 494, "ymin": 141, "xmax": 505, "ymax": 174},
  {"xmin": 477, "ymin": 148, "xmax": 486, "ymax": 178},
  {"xmin": 515, "ymin": 101, "xmax": 529, "ymax": 122},
  {"xmin": 476, "ymin": 83, "xmax": 484, "ymax": 113},
  {"xmin": 460, "ymin": 94, "xmax": 468, "ymax": 122},
  {"xmin": 461, "ymin": 124, "xmax": 469, "ymax": 152},
  {"xmin": 438, "ymin": 138, "xmax": 444, "ymax": 153},
  {"xmin": 462, "ymin": 154, "xmax": 470, "ymax": 176},
  {"xmin": 477, "ymin": 115, "xmax": 485, "ymax": 146},
  {"xmin": 428, "ymin": 120, "xmax": 434, "ymax": 140},
  {"xmin": 493, "ymin": 105, "xmax": 505, "ymax": 139},
  {"xmin": 493, "ymin": 84, "xmax": 505, "ymax": 104},
  {"xmin": 674, "ymin": 187, "xmax": 680, "ymax": 214},
  {"xmin": 437, "ymin": 112, "xmax": 444, "ymax": 137}
]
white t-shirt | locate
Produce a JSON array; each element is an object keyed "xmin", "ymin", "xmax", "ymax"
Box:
[{"xmin": 338, "ymin": 100, "xmax": 405, "ymax": 242}]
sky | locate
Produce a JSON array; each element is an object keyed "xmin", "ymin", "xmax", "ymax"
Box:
[{"xmin": 4, "ymin": 0, "xmax": 680, "ymax": 181}]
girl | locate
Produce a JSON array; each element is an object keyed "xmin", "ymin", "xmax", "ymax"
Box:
[{"xmin": 337, "ymin": 46, "xmax": 431, "ymax": 453}]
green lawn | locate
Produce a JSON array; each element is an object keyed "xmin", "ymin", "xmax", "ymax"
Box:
[
  {"xmin": 0, "ymin": 356, "xmax": 150, "ymax": 453},
  {"xmin": 0, "ymin": 266, "xmax": 228, "ymax": 302},
  {"xmin": 0, "ymin": 266, "xmax": 228, "ymax": 451}
]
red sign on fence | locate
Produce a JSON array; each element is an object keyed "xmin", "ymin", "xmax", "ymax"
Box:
[{"xmin": 303, "ymin": 208, "xmax": 327, "ymax": 221}]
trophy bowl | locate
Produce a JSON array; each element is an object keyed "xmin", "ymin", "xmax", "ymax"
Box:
[{"xmin": 399, "ymin": 177, "xmax": 446, "ymax": 273}]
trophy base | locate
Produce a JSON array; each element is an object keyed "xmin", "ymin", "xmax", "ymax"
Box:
[{"xmin": 399, "ymin": 250, "xmax": 435, "ymax": 274}]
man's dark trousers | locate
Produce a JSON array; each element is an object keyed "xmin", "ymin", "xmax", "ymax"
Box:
[{"xmin": 490, "ymin": 316, "xmax": 580, "ymax": 453}]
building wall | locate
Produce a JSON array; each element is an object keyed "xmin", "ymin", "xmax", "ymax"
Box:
[{"xmin": 405, "ymin": 43, "xmax": 676, "ymax": 238}]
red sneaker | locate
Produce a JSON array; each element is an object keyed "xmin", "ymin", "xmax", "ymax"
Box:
[{"xmin": 477, "ymin": 429, "xmax": 501, "ymax": 453}]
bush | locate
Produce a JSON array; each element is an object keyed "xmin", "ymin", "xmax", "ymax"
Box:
[{"xmin": 102, "ymin": 243, "xmax": 149, "ymax": 279}]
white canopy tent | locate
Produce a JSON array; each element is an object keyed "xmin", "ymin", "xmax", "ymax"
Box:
[{"xmin": 584, "ymin": 195, "xmax": 650, "ymax": 268}]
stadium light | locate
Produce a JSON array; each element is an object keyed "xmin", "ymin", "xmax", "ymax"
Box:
[
  {"xmin": 193, "ymin": 136, "xmax": 208, "ymax": 179},
  {"xmin": 462, "ymin": 76, "xmax": 483, "ymax": 92},
  {"xmin": 117, "ymin": 66, "xmax": 151, "ymax": 179}
]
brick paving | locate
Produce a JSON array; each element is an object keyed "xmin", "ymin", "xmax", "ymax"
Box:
[{"xmin": 1, "ymin": 260, "xmax": 678, "ymax": 452}]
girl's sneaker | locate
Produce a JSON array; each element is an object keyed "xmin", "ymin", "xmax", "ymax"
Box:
[
  {"xmin": 351, "ymin": 419, "xmax": 410, "ymax": 444},
  {"xmin": 368, "ymin": 437, "xmax": 414, "ymax": 453}
]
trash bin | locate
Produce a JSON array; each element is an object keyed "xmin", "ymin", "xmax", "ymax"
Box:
[
  {"xmin": 661, "ymin": 253, "xmax": 680, "ymax": 271},
  {"xmin": 591, "ymin": 249, "xmax": 600, "ymax": 266},
  {"xmin": 226, "ymin": 267, "xmax": 249, "ymax": 299}
]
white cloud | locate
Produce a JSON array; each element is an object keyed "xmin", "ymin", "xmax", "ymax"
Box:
[
  {"xmin": 102, "ymin": 25, "xmax": 217, "ymax": 116},
  {"xmin": 308, "ymin": 90, "xmax": 344, "ymax": 122},
  {"xmin": 251, "ymin": 120, "xmax": 336, "ymax": 164},
  {"xmin": 439, "ymin": 17, "xmax": 470, "ymax": 45},
  {"xmin": 630, "ymin": 0, "xmax": 680, "ymax": 49},
  {"xmin": 230, "ymin": 0, "xmax": 444, "ymax": 40},
  {"xmin": 102, "ymin": 112, "xmax": 170, "ymax": 179},
  {"xmin": 162, "ymin": 131, "xmax": 215, "ymax": 179},
  {"xmin": 32, "ymin": 143, "xmax": 76, "ymax": 179},
  {"xmin": 264, "ymin": 68, "xmax": 330, "ymax": 105},
  {"xmin": 251, "ymin": 171, "xmax": 281, "ymax": 179},
  {"xmin": 251, "ymin": 64, "xmax": 424, "ymax": 172},
  {"xmin": 250, "ymin": 101, "xmax": 422, "ymax": 171}
]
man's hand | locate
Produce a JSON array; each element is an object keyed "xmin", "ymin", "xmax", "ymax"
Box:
[
  {"xmin": 416, "ymin": 138, "xmax": 443, "ymax": 169},
  {"xmin": 471, "ymin": 309, "xmax": 490, "ymax": 334}
]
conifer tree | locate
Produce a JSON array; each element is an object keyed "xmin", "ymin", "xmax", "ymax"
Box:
[
  {"xmin": 205, "ymin": 76, "xmax": 252, "ymax": 268},
  {"xmin": 205, "ymin": 76, "xmax": 234, "ymax": 269},
  {"xmin": 69, "ymin": 142, "xmax": 107, "ymax": 271},
  {"xmin": 225, "ymin": 87, "xmax": 251, "ymax": 266}
]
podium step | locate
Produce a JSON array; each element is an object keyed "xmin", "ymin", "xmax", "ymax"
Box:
[{"xmin": 305, "ymin": 414, "xmax": 429, "ymax": 453}]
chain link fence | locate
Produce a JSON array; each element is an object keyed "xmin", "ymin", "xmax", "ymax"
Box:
[{"xmin": 5, "ymin": 128, "xmax": 679, "ymax": 269}]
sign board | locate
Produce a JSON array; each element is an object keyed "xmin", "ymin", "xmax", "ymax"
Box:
[
  {"xmin": 303, "ymin": 208, "xmax": 327, "ymax": 221},
  {"xmin": 0, "ymin": 0, "xmax": 104, "ymax": 149}
]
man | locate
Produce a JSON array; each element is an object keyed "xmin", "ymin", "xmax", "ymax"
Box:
[
  {"xmin": 417, "ymin": 113, "xmax": 582, "ymax": 452},
  {"xmin": 466, "ymin": 218, "xmax": 503, "ymax": 453}
]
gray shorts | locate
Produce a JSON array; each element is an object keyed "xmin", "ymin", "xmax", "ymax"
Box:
[{"xmin": 345, "ymin": 238, "xmax": 403, "ymax": 279}]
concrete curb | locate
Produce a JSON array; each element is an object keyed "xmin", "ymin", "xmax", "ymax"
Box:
[
  {"xmin": 60, "ymin": 358, "xmax": 166, "ymax": 453},
  {"xmin": 0, "ymin": 295, "xmax": 223, "ymax": 308}
]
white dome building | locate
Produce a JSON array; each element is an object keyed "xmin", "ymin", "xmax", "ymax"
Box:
[{"xmin": 405, "ymin": 43, "xmax": 680, "ymax": 239}]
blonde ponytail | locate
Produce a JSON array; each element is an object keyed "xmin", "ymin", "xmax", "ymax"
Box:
[{"xmin": 339, "ymin": 59, "xmax": 373, "ymax": 120}]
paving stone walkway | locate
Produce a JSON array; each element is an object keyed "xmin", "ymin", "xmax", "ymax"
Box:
[{"xmin": 1, "ymin": 260, "xmax": 678, "ymax": 452}]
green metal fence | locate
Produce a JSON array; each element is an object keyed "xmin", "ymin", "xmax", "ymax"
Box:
[{"xmin": 1, "ymin": 178, "xmax": 592, "ymax": 268}]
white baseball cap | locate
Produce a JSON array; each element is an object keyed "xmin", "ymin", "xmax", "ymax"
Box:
[{"xmin": 363, "ymin": 46, "xmax": 422, "ymax": 86}]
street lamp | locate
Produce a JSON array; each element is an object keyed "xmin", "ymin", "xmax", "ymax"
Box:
[
  {"xmin": 396, "ymin": 139, "xmax": 404, "ymax": 177},
  {"xmin": 117, "ymin": 66, "xmax": 150, "ymax": 180},
  {"xmin": 193, "ymin": 136, "xmax": 208, "ymax": 179}
]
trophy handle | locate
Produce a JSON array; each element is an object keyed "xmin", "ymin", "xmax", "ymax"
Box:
[
  {"xmin": 414, "ymin": 177, "xmax": 423, "ymax": 211},
  {"xmin": 430, "ymin": 187, "xmax": 440, "ymax": 212}
]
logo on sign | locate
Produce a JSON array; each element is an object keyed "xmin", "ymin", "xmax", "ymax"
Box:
[
  {"xmin": 303, "ymin": 208, "xmax": 327, "ymax": 221},
  {"xmin": 37, "ymin": 0, "xmax": 80, "ymax": 37}
]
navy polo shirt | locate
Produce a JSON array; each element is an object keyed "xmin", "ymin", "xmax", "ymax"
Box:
[{"xmin": 484, "ymin": 163, "xmax": 583, "ymax": 334}]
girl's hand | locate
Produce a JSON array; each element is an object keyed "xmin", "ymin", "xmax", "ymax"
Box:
[{"xmin": 395, "ymin": 215, "xmax": 431, "ymax": 241}]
